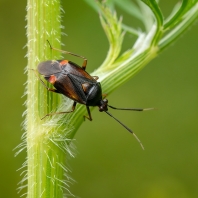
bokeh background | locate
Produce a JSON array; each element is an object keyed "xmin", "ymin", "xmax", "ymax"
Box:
[{"xmin": 0, "ymin": 1, "xmax": 198, "ymax": 197}]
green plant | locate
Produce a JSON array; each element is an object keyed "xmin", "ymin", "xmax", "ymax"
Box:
[{"xmin": 19, "ymin": 0, "xmax": 198, "ymax": 197}]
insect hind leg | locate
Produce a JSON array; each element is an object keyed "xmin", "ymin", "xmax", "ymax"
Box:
[{"xmin": 47, "ymin": 40, "xmax": 87, "ymax": 70}]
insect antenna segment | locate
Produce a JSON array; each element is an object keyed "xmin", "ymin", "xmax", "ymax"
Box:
[{"xmin": 104, "ymin": 111, "xmax": 145, "ymax": 150}]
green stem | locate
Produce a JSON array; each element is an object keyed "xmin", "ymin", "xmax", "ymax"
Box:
[
  {"xmin": 159, "ymin": 3, "xmax": 198, "ymax": 51},
  {"xmin": 163, "ymin": 0, "xmax": 188, "ymax": 30},
  {"xmin": 25, "ymin": 0, "xmax": 71, "ymax": 197}
]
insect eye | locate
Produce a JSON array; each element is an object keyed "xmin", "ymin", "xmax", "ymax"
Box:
[
  {"xmin": 99, "ymin": 106, "xmax": 104, "ymax": 112},
  {"xmin": 99, "ymin": 100, "xmax": 108, "ymax": 112}
]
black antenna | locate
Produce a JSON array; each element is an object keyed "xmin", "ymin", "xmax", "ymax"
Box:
[
  {"xmin": 104, "ymin": 111, "xmax": 145, "ymax": 150},
  {"xmin": 108, "ymin": 105, "xmax": 154, "ymax": 111}
]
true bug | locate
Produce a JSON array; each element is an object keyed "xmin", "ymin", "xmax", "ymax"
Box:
[{"xmin": 35, "ymin": 40, "xmax": 153, "ymax": 149}]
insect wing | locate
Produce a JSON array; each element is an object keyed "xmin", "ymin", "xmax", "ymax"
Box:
[
  {"xmin": 60, "ymin": 60, "xmax": 94, "ymax": 80},
  {"xmin": 38, "ymin": 60, "xmax": 62, "ymax": 76},
  {"xmin": 54, "ymin": 62, "xmax": 97, "ymax": 104},
  {"xmin": 53, "ymin": 73, "xmax": 85, "ymax": 104}
]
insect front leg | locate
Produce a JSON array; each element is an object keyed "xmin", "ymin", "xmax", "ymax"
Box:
[
  {"xmin": 41, "ymin": 102, "xmax": 77, "ymax": 120},
  {"xmin": 30, "ymin": 69, "xmax": 60, "ymax": 93},
  {"xmin": 84, "ymin": 106, "xmax": 92, "ymax": 121}
]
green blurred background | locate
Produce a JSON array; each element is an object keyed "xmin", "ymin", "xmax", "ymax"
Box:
[{"xmin": 0, "ymin": 0, "xmax": 198, "ymax": 197}]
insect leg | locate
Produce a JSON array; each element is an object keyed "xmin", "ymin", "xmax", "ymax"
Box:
[
  {"xmin": 41, "ymin": 102, "xmax": 77, "ymax": 120},
  {"xmin": 47, "ymin": 40, "xmax": 88, "ymax": 70},
  {"xmin": 84, "ymin": 106, "xmax": 92, "ymax": 121},
  {"xmin": 30, "ymin": 69, "xmax": 59, "ymax": 93},
  {"xmin": 102, "ymin": 93, "xmax": 108, "ymax": 99},
  {"xmin": 92, "ymin": 76, "xmax": 99, "ymax": 80}
]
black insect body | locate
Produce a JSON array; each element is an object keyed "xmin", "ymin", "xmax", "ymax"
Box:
[
  {"xmin": 39, "ymin": 60, "xmax": 102, "ymax": 107},
  {"xmin": 35, "ymin": 41, "xmax": 153, "ymax": 149}
]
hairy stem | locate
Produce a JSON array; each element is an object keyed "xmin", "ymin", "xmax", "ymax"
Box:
[{"xmin": 25, "ymin": 0, "xmax": 72, "ymax": 197}]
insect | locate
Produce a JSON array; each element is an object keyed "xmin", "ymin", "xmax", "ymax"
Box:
[{"xmin": 35, "ymin": 40, "xmax": 153, "ymax": 149}]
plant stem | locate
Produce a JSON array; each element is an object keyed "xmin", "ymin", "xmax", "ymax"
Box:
[{"xmin": 25, "ymin": 0, "xmax": 72, "ymax": 197}]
